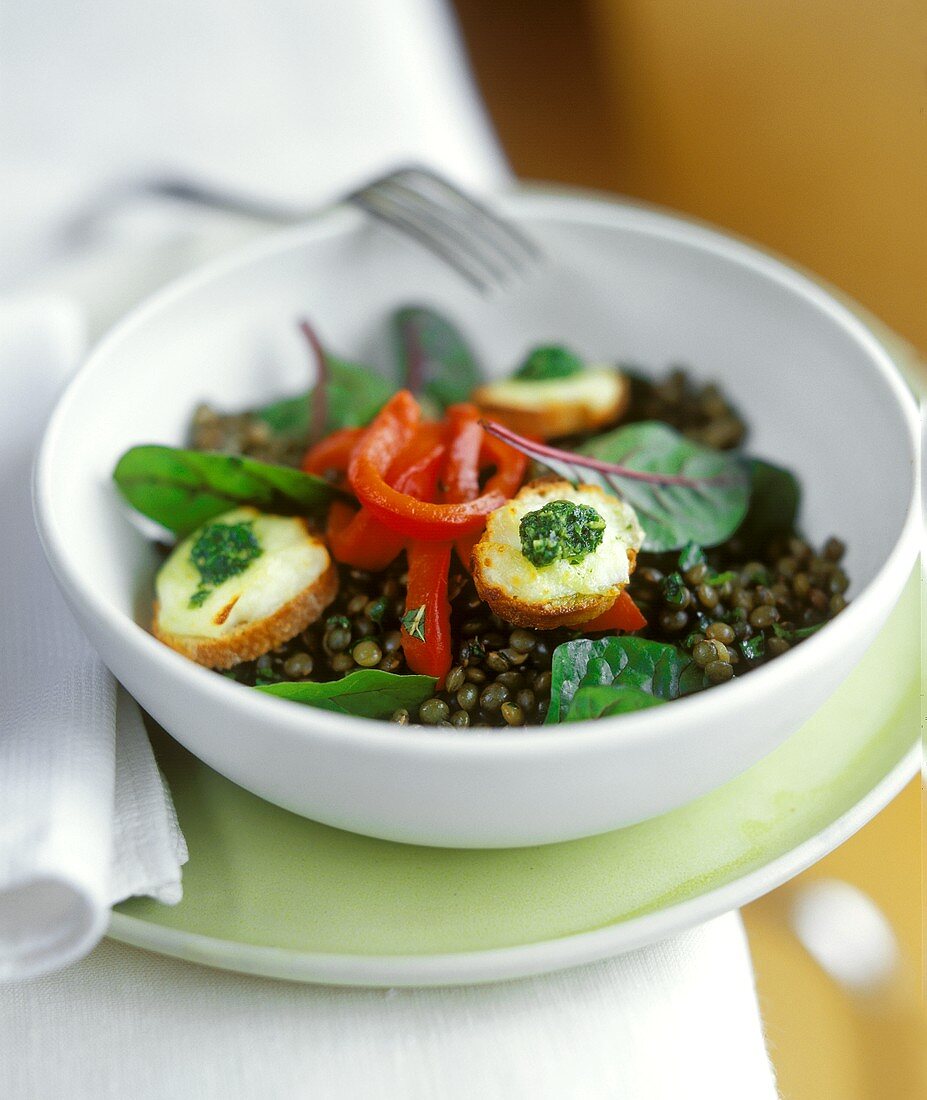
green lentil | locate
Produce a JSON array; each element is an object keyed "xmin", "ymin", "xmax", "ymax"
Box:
[
  {"xmin": 706, "ymin": 660, "xmax": 734, "ymax": 684},
  {"xmin": 352, "ymin": 639, "xmax": 383, "ymax": 668},
  {"xmin": 456, "ymin": 683, "xmax": 480, "ymax": 711},
  {"xmin": 480, "ymin": 683, "xmax": 509, "ymax": 712},
  {"xmin": 509, "ymin": 628, "xmax": 536, "ymax": 652},
  {"xmin": 445, "ymin": 666, "xmax": 466, "ymax": 693},
  {"xmin": 419, "ymin": 698, "xmax": 450, "ymax": 725},
  {"xmin": 282, "ymin": 652, "xmax": 314, "ymax": 679},
  {"xmin": 501, "ymin": 702, "xmax": 524, "ymax": 726}
]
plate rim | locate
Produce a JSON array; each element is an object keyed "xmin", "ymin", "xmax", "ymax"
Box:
[{"xmin": 108, "ymin": 741, "xmax": 918, "ymax": 987}]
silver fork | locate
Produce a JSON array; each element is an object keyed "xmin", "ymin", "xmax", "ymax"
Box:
[
  {"xmin": 348, "ymin": 167, "xmax": 543, "ymax": 293},
  {"xmin": 60, "ymin": 165, "xmax": 545, "ymax": 295}
]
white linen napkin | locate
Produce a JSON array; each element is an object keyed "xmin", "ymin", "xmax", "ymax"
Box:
[
  {"xmin": 0, "ymin": 296, "xmax": 187, "ymax": 982},
  {"xmin": 1, "ymin": 914, "xmax": 778, "ymax": 1099}
]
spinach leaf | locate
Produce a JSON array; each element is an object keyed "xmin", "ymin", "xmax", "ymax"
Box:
[
  {"xmin": 546, "ymin": 636, "xmax": 707, "ymax": 724},
  {"xmin": 563, "ymin": 684, "xmax": 666, "ymax": 722},
  {"xmin": 736, "ymin": 459, "xmax": 800, "ymax": 551},
  {"xmin": 255, "ymin": 357, "xmax": 393, "ymax": 440},
  {"xmin": 577, "ymin": 422, "xmax": 750, "ymax": 552},
  {"xmin": 113, "ymin": 445, "xmax": 339, "ymax": 537},
  {"xmin": 257, "ymin": 670, "xmax": 437, "ymax": 719},
  {"xmin": 393, "ymin": 306, "xmax": 482, "ymax": 409}
]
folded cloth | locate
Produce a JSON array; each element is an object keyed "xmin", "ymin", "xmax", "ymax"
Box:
[{"xmin": 0, "ymin": 297, "xmax": 186, "ymax": 982}]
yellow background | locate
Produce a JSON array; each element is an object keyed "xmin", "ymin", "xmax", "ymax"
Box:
[{"xmin": 453, "ymin": 1, "xmax": 925, "ymax": 1094}]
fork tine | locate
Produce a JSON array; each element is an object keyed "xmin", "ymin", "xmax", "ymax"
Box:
[
  {"xmin": 366, "ymin": 178, "xmax": 523, "ymax": 285},
  {"xmin": 396, "ymin": 167, "xmax": 543, "ymax": 265},
  {"xmin": 350, "ymin": 186, "xmax": 498, "ymax": 292},
  {"xmin": 348, "ymin": 166, "xmax": 544, "ymax": 294},
  {"xmin": 379, "ymin": 177, "xmax": 533, "ymax": 283}
]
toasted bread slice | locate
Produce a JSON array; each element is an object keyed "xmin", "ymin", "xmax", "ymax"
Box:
[
  {"xmin": 472, "ymin": 479, "xmax": 643, "ymax": 629},
  {"xmin": 471, "ymin": 366, "xmax": 629, "ymax": 440},
  {"xmin": 153, "ymin": 506, "xmax": 338, "ymax": 669}
]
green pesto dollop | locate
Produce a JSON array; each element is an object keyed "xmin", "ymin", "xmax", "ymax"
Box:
[
  {"xmin": 188, "ymin": 520, "xmax": 263, "ymax": 607},
  {"xmin": 514, "ymin": 345, "xmax": 585, "ymax": 382},
  {"xmin": 519, "ymin": 500, "xmax": 606, "ymax": 568}
]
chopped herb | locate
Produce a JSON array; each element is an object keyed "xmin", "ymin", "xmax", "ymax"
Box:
[
  {"xmin": 661, "ymin": 572, "xmax": 688, "ymax": 607},
  {"xmin": 188, "ymin": 520, "xmax": 262, "ymax": 608},
  {"xmin": 773, "ymin": 622, "xmax": 825, "ymax": 643},
  {"xmin": 402, "ymin": 605, "xmax": 427, "ymax": 642},
  {"xmin": 519, "ymin": 500, "xmax": 606, "ymax": 568},
  {"xmin": 706, "ymin": 570, "xmax": 738, "ymax": 587},
  {"xmin": 461, "ymin": 639, "xmax": 485, "ymax": 662},
  {"xmin": 678, "ymin": 541, "xmax": 707, "ymax": 572},
  {"xmin": 693, "ymin": 611, "xmax": 713, "ymax": 634},
  {"xmin": 514, "ymin": 345, "xmax": 585, "ymax": 381},
  {"xmin": 740, "ymin": 635, "xmax": 766, "ymax": 661}
]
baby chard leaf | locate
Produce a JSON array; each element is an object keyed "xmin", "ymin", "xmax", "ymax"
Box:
[
  {"xmin": 113, "ymin": 445, "xmax": 339, "ymax": 537},
  {"xmin": 257, "ymin": 670, "xmax": 437, "ymax": 719},
  {"xmin": 577, "ymin": 422, "xmax": 749, "ymax": 552},
  {"xmin": 255, "ymin": 358, "xmax": 393, "ymax": 440},
  {"xmin": 736, "ymin": 459, "xmax": 801, "ymax": 552},
  {"xmin": 393, "ymin": 306, "xmax": 482, "ymax": 409}
]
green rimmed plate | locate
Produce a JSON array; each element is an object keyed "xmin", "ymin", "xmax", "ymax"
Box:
[{"xmin": 110, "ymin": 570, "xmax": 918, "ymax": 986}]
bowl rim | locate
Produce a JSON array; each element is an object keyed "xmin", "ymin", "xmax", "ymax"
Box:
[{"xmin": 34, "ymin": 186, "xmax": 921, "ymax": 758}]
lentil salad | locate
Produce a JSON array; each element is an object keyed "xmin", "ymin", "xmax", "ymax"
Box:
[{"xmin": 114, "ymin": 307, "xmax": 849, "ymax": 727}]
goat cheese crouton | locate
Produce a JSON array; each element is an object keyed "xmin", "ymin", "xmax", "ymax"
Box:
[
  {"xmin": 472, "ymin": 479, "xmax": 643, "ymax": 629},
  {"xmin": 154, "ymin": 506, "xmax": 337, "ymax": 669},
  {"xmin": 471, "ymin": 366, "xmax": 629, "ymax": 440}
]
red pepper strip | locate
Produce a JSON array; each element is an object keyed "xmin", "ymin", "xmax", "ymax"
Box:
[
  {"xmin": 583, "ymin": 590, "xmax": 647, "ymax": 634},
  {"xmin": 477, "ymin": 430, "xmax": 529, "ymax": 500},
  {"xmin": 301, "ymin": 427, "xmax": 365, "ymax": 475},
  {"xmin": 443, "ymin": 413, "xmax": 528, "ymax": 569},
  {"xmin": 441, "ymin": 404, "xmax": 483, "ymax": 503},
  {"xmin": 327, "ymin": 443, "xmax": 446, "ymax": 570},
  {"xmin": 401, "ymin": 539, "xmax": 453, "ymax": 684},
  {"xmin": 349, "ymin": 392, "xmax": 526, "ymax": 540},
  {"xmin": 453, "ymin": 532, "xmax": 480, "ymax": 572},
  {"xmin": 440, "ymin": 405, "xmax": 486, "ymax": 570}
]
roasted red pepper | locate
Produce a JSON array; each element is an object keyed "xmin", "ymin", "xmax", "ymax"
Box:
[
  {"xmin": 327, "ymin": 442, "xmax": 445, "ymax": 570},
  {"xmin": 301, "ymin": 427, "xmax": 365, "ymax": 477},
  {"xmin": 583, "ymin": 590, "xmax": 647, "ymax": 634},
  {"xmin": 348, "ymin": 392, "xmax": 526, "ymax": 540},
  {"xmin": 441, "ymin": 404, "xmax": 483, "ymax": 503},
  {"xmin": 401, "ymin": 539, "xmax": 453, "ymax": 684}
]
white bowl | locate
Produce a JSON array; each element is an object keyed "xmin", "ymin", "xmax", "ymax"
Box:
[{"xmin": 35, "ymin": 188, "xmax": 919, "ymax": 847}]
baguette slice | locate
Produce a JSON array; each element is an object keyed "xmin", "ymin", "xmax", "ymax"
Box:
[
  {"xmin": 472, "ymin": 479, "xmax": 643, "ymax": 629},
  {"xmin": 471, "ymin": 366, "xmax": 629, "ymax": 440},
  {"xmin": 154, "ymin": 506, "xmax": 337, "ymax": 669}
]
